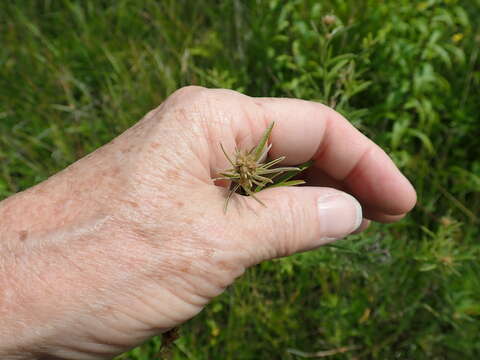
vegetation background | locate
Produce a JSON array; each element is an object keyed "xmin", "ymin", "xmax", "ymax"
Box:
[{"xmin": 1, "ymin": 0, "xmax": 479, "ymax": 358}]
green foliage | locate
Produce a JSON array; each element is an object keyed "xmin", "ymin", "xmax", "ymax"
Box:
[{"xmin": 1, "ymin": 0, "xmax": 479, "ymax": 359}]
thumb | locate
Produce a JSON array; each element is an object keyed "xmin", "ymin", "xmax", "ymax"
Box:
[{"xmin": 237, "ymin": 187, "xmax": 363, "ymax": 263}]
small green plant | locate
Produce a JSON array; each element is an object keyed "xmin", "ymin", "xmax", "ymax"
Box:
[{"xmin": 215, "ymin": 122, "xmax": 311, "ymax": 211}]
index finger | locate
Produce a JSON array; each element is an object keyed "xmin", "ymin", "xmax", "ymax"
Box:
[{"xmin": 253, "ymin": 97, "xmax": 416, "ymax": 216}]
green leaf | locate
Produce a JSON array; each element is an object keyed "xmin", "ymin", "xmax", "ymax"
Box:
[
  {"xmin": 407, "ymin": 129, "xmax": 435, "ymax": 155},
  {"xmin": 419, "ymin": 263, "xmax": 437, "ymax": 272},
  {"xmin": 253, "ymin": 122, "xmax": 275, "ymax": 161},
  {"xmin": 271, "ymin": 160, "xmax": 313, "ymax": 184}
]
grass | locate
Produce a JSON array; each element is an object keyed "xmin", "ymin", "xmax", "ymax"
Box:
[{"xmin": 1, "ymin": 0, "xmax": 479, "ymax": 358}]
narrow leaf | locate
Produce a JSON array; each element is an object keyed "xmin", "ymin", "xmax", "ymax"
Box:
[
  {"xmin": 257, "ymin": 166, "xmax": 301, "ymax": 174},
  {"xmin": 262, "ymin": 156, "xmax": 286, "ymax": 169},
  {"xmin": 253, "ymin": 122, "xmax": 275, "ymax": 161},
  {"xmin": 269, "ymin": 180, "xmax": 306, "ymax": 188},
  {"xmin": 252, "ymin": 174, "xmax": 274, "ymax": 183},
  {"xmin": 271, "ymin": 160, "xmax": 313, "ymax": 184},
  {"xmin": 213, "ymin": 176, "xmax": 240, "ymax": 181},
  {"xmin": 257, "ymin": 144, "xmax": 273, "ymax": 164},
  {"xmin": 218, "ymin": 172, "xmax": 241, "ymax": 179}
]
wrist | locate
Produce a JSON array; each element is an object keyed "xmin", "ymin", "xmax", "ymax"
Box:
[{"xmin": 0, "ymin": 154, "xmax": 127, "ymax": 358}]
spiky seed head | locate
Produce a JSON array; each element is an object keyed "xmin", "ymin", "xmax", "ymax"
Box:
[{"xmin": 217, "ymin": 122, "xmax": 307, "ymax": 212}]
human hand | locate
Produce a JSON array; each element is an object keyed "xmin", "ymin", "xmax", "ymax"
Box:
[{"xmin": 0, "ymin": 87, "xmax": 416, "ymax": 359}]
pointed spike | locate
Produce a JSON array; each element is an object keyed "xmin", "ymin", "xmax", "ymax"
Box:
[
  {"xmin": 252, "ymin": 174, "xmax": 274, "ymax": 183},
  {"xmin": 257, "ymin": 143, "xmax": 273, "ymax": 164},
  {"xmin": 251, "ymin": 178, "xmax": 266, "ymax": 187},
  {"xmin": 213, "ymin": 176, "xmax": 239, "ymax": 181},
  {"xmin": 268, "ymin": 166, "xmax": 301, "ymax": 172},
  {"xmin": 269, "ymin": 180, "xmax": 306, "ymax": 188},
  {"xmin": 261, "ymin": 156, "xmax": 286, "ymax": 168},
  {"xmin": 262, "ymin": 171, "xmax": 283, "ymax": 183},
  {"xmin": 224, "ymin": 183, "xmax": 240, "ymax": 213},
  {"xmin": 257, "ymin": 167, "xmax": 301, "ymax": 175},
  {"xmin": 220, "ymin": 143, "xmax": 235, "ymax": 167},
  {"xmin": 251, "ymin": 192, "xmax": 267, "ymax": 207},
  {"xmin": 218, "ymin": 172, "xmax": 241, "ymax": 179},
  {"xmin": 244, "ymin": 187, "xmax": 267, "ymax": 207},
  {"xmin": 253, "ymin": 122, "xmax": 275, "ymax": 161}
]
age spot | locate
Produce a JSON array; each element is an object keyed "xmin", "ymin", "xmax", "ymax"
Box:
[
  {"xmin": 120, "ymin": 145, "xmax": 134, "ymax": 154},
  {"xmin": 166, "ymin": 169, "xmax": 180, "ymax": 181},
  {"xmin": 18, "ymin": 230, "xmax": 28, "ymax": 242},
  {"xmin": 126, "ymin": 200, "xmax": 139, "ymax": 208},
  {"xmin": 112, "ymin": 167, "xmax": 121, "ymax": 176}
]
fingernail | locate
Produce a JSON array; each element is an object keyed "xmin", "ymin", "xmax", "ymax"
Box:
[{"xmin": 317, "ymin": 193, "xmax": 363, "ymax": 240}]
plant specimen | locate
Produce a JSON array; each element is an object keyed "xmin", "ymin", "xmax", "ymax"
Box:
[{"xmin": 215, "ymin": 122, "xmax": 312, "ymax": 211}]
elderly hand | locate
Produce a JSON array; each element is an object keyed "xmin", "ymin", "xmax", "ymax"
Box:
[{"xmin": 0, "ymin": 87, "xmax": 416, "ymax": 359}]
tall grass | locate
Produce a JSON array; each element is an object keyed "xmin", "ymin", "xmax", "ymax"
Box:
[{"xmin": 1, "ymin": 0, "xmax": 479, "ymax": 358}]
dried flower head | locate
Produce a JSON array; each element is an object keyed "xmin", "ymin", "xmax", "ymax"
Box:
[{"xmin": 215, "ymin": 122, "xmax": 310, "ymax": 212}]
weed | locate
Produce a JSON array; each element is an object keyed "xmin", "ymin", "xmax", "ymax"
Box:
[{"xmin": 215, "ymin": 122, "xmax": 307, "ymax": 211}]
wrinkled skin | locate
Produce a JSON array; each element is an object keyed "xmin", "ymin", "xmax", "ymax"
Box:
[{"xmin": 0, "ymin": 87, "xmax": 416, "ymax": 359}]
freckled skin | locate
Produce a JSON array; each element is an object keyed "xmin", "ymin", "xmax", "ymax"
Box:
[
  {"xmin": 18, "ymin": 231, "xmax": 28, "ymax": 242},
  {"xmin": 0, "ymin": 87, "xmax": 249, "ymax": 360},
  {"xmin": 0, "ymin": 86, "xmax": 415, "ymax": 360},
  {"xmin": 166, "ymin": 169, "xmax": 180, "ymax": 180}
]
